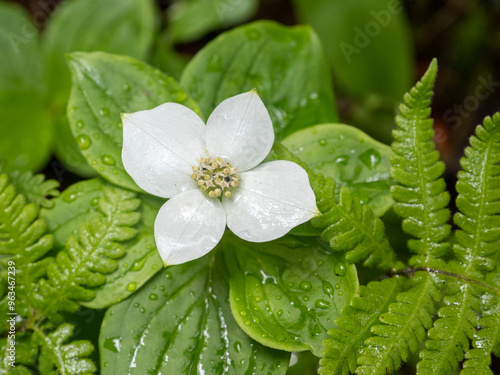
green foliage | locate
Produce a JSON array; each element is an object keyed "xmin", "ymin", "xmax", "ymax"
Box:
[
  {"xmin": 41, "ymin": 178, "xmax": 163, "ymax": 309},
  {"xmin": 417, "ymin": 114, "xmax": 500, "ymax": 374},
  {"xmin": 224, "ymin": 233, "xmax": 358, "ymax": 356},
  {"xmin": 0, "ymin": 173, "xmax": 54, "ymax": 317},
  {"xmin": 34, "ymin": 324, "xmax": 96, "ymax": 375},
  {"xmin": 66, "ymin": 52, "xmax": 201, "ymax": 191},
  {"xmin": 273, "ymin": 142, "xmax": 397, "ymax": 270},
  {"xmin": 390, "ymin": 58, "xmax": 450, "ymax": 268},
  {"xmin": 282, "ymin": 124, "xmax": 394, "ymax": 216},
  {"xmin": 180, "ymin": 20, "xmax": 338, "ymax": 139},
  {"xmin": 36, "ymin": 185, "xmax": 140, "ymax": 318},
  {"xmin": 167, "ymin": 0, "xmax": 258, "ymax": 42},
  {"xmin": 320, "ymin": 277, "xmax": 405, "ymax": 375},
  {"xmin": 7, "ymin": 171, "xmax": 60, "ymax": 209},
  {"xmin": 100, "ymin": 250, "xmax": 290, "ymax": 374}
]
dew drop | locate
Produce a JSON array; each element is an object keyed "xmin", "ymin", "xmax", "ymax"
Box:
[
  {"xmin": 76, "ymin": 134, "xmax": 91, "ymax": 150},
  {"xmin": 99, "ymin": 107, "xmax": 109, "ymax": 116},
  {"xmin": 234, "ymin": 342, "xmax": 242, "ymax": 353},
  {"xmin": 322, "ymin": 281, "xmax": 334, "ymax": 298},
  {"xmin": 140, "ymin": 307, "xmax": 146, "ymax": 313},
  {"xmin": 102, "ymin": 155, "xmax": 116, "ymax": 165},
  {"xmin": 133, "ymin": 303, "xmax": 140, "ymax": 308},
  {"xmin": 277, "ymin": 309, "xmax": 283, "ymax": 317},
  {"xmin": 315, "ymin": 299, "xmax": 331, "ymax": 309},
  {"xmin": 126, "ymin": 282, "xmax": 136, "ymax": 292},
  {"xmin": 244, "ymin": 321, "xmax": 251, "ymax": 326},
  {"xmin": 165, "ymin": 272, "xmax": 173, "ymax": 279},
  {"xmin": 335, "ymin": 283, "xmax": 341, "ymax": 289},
  {"xmin": 335, "ymin": 155, "xmax": 349, "ymax": 165},
  {"xmin": 319, "ymin": 139, "xmax": 327, "ymax": 146},
  {"xmin": 253, "ymin": 316, "xmax": 261, "ymax": 324},
  {"xmin": 317, "ymin": 260, "xmax": 324, "ymax": 266},
  {"xmin": 254, "ymin": 296, "xmax": 261, "ymax": 302},
  {"xmin": 338, "ymin": 291, "xmax": 344, "ymax": 296},
  {"xmin": 359, "ymin": 148, "xmax": 382, "ymax": 169},
  {"xmin": 149, "ymin": 293, "xmax": 158, "ymax": 301},
  {"xmin": 90, "ymin": 197, "xmax": 99, "ymax": 206},
  {"xmin": 334, "ymin": 263, "xmax": 347, "ymax": 276},
  {"xmin": 240, "ymin": 311, "xmax": 247, "ymax": 317},
  {"xmin": 299, "ymin": 281, "xmax": 312, "ymax": 291},
  {"xmin": 76, "ymin": 120, "xmax": 84, "ymax": 128},
  {"xmin": 235, "ymin": 297, "xmax": 241, "ymax": 302}
]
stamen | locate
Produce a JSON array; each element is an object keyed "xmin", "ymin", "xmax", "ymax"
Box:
[{"xmin": 191, "ymin": 156, "xmax": 240, "ymax": 199}]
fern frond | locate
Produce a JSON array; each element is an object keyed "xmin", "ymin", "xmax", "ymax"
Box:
[
  {"xmin": 8, "ymin": 170, "xmax": 60, "ymax": 209},
  {"xmin": 273, "ymin": 142, "xmax": 398, "ymax": 270},
  {"xmin": 319, "ymin": 277, "xmax": 405, "ymax": 375},
  {"xmin": 390, "ymin": 59, "xmax": 450, "ymax": 267},
  {"xmin": 356, "ymin": 272, "xmax": 441, "ymax": 375},
  {"xmin": 36, "ymin": 186, "xmax": 140, "ymax": 318},
  {"xmin": 0, "ymin": 173, "xmax": 53, "ymax": 317},
  {"xmin": 34, "ymin": 323, "xmax": 96, "ymax": 374},
  {"xmin": 462, "ymin": 294, "xmax": 500, "ymax": 375},
  {"xmin": 418, "ymin": 114, "xmax": 500, "ymax": 374},
  {"xmin": 453, "ymin": 113, "xmax": 500, "ymax": 276}
]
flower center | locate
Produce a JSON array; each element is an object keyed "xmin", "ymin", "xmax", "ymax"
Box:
[{"xmin": 191, "ymin": 157, "xmax": 239, "ymax": 198}]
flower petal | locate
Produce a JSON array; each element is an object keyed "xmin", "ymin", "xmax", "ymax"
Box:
[
  {"xmin": 223, "ymin": 160, "xmax": 318, "ymax": 242},
  {"xmin": 122, "ymin": 103, "xmax": 206, "ymax": 198},
  {"xmin": 155, "ymin": 189, "xmax": 226, "ymax": 265},
  {"xmin": 205, "ymin": 91, "xmax": 274, "ymax": 172}
]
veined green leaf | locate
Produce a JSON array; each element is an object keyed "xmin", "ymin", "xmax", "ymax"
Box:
[
  {"xmin": 181, "ymin": 20, "xmax": 338, "ymax": 139},
  {"xmin": 66, "ymin": 52, "xmax": 201, "ymax": 191},
  {"xmin": 224, "ymin": 234, "xmax": 358, "ymax": 357},
  {"xmin": 282, "ymin": 124, "xmax": 394, "ymax": 216},
  {"xmin": 41, "ymin": 178, "xmax": 164, "ymax": 309},
  {"xmin": 100, "ymin": 251, "xmax": 289, "ymax": 374}
]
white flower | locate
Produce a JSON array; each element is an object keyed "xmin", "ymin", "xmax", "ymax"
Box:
[{"xmin": 121, "ymin": 90, "xmax": 318, "ymax": 266}]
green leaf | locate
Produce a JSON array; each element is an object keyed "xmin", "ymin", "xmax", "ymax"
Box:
[
  {"xmin": 0, "ymin": 174, "xmax": 53, "ymax": 317},
  {"xmin": 7, "ymin": 170, "xmax": 59, "ymax": 209},
  {"xmin": 292, "ymin": 0, "xmax": 413, "ymax": 102},
  {"xmin": 0, "ymin": 3, "xmax": 51, "ymax": 172},
  {"xmin": 42, "ymin": 0, "xmax": 157, "ymax": 176},
  {"xmin": 37, "ymin": 185, "xmax": 141, "ymax": 318},
  {"xmin": 167, "ymin": 0, "xmax": 258, "ymax": 42},
  {"xmin": 390, "ymin": 58, "xmax": 450, "ymax": 268},
  {"xmin": 43, "ymin": 0, "xmax": 157, "ymax": 102},
  {"xmin": 319, "ymin": 277, "xmax": 405, "ymax": 375},
  {"xmin": 100, "ymin": 251, "xmax": 290, "ymax": 374},
  {"xmin": 34, "ymin": 323, "xmax": 96, "ymax": 375},
  {"xmin": 41, "ymin": 178, "xmax": 164, "ymax": 309},
  {"xmin": 224, "ymin": 234, "xmax": 358, "ymax": 357},
  {"xmin": 66, "ymin": 51, "xmax": 201, "ymax": 191},
  {"xmin": 282, "ymin": 124, "xmax": 394, "ymax": 216},
  {"xmin": 180, "ymin": 20, "xmax": 338, "ymax": 139}
]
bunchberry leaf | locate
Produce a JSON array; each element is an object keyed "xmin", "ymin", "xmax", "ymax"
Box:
[
  {"xmin": 224, "ymin": 234, "xmax": 358, "ymax": 357},
  {"xmin": 282, "ymin": 124, "xmax": 394, "ymax": 217},
  {"xmin": 180, "ymin": 21, "xmax": 338, "ymax": 139},
  {"xmin": 100, "ymin": 251, "xmax": 290, "ymax": 374}
]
